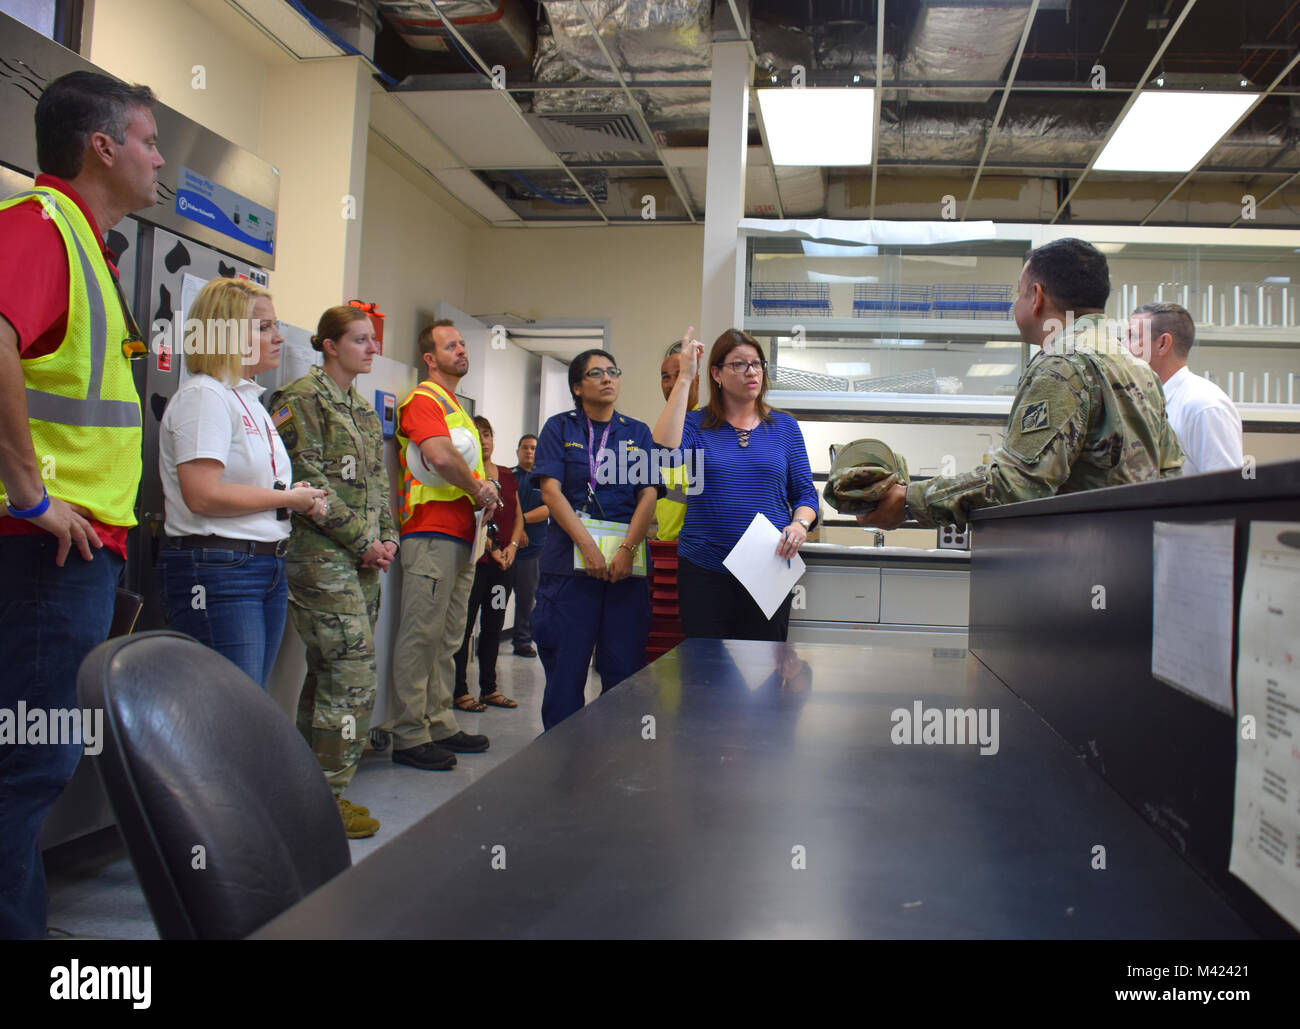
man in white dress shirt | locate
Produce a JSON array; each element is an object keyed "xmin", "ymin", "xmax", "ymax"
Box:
[{"xmin": 1129, "ymin": 302, "xmax": 1243, "ymax": 475}]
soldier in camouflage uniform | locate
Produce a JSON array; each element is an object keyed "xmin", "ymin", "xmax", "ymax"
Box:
[
  {"xmin": 860, "ymin": 238, "xmax": 1184, "ymax": 531},
  {"xmin": 269, "ymin": 306, "xmax": 398, "ymax": 839}
]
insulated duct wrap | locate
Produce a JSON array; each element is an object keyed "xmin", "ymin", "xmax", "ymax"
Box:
[
  {"xmin": 898, "ymin": 1, "xmax": 1032, "ymax": 102},
  {"xmin": 531, "ymin": 0, "xmax": 712, "ymax": 130},
  {"xmin": 875, "ymin": 98, "xmax": 1287, "ymax": 170},
  {"xmin": 378, "ymin": 0, "xmax": 535, "ymax": 66}
]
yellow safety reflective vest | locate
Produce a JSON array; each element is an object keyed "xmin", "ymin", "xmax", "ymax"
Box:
[
  {"xmin": 395, "ymin": 378, "xmax": 484, "ymax": 524},
  {"xmin": 0, "ymin": 186, "xmax": 141, "ymax": 526}
]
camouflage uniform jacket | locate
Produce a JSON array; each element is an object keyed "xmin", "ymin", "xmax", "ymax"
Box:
[
  {"xmin": 270, "ymin": 365, "xmax": 398, "ymax": 561},
  {"xmin": 906, "ymin": 312, "xmax": 1184, "ymax": 529}
]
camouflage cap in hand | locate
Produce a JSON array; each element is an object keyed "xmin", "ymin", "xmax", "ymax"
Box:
[{"xmin": 823, "ymin": 439, "xmax": 909, "ymax": 514}]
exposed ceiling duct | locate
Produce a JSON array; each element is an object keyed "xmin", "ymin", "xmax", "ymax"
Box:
[
  {"xmin": 349, "ymin": 0, "xmax": 1300, "ymax": 225},
  {"xmin": 376, "ymin": 0, "xmax": 536, "ymax": 68},
  {"xmin": 897, "ymin": 0, "xmax": 1035, "ymax": 102},
  {"xmin": 875, "ymin": 96, "xmax": 1290, "ymax": 170},
  {"xmin": 530, "ymin": 0, "xmax": 713, "ymax": 133}
]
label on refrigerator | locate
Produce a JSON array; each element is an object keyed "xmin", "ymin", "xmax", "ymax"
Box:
[{"xmin": 175, "ymin": 166, "xmax": 275, "ymax": 255}]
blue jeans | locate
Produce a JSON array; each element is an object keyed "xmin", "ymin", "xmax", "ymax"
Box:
[
  {"xmin": 156, "ymin": 546, "xmax": 288, "ymax": 688},
  {"xmin": 0, "ymin": 535, "xmax": 123, "ymax": 939}
]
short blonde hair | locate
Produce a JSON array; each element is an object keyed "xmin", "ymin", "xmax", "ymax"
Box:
[{"xmin": 184, "ymin": 277, "xmax": 271, "ymax": 383}]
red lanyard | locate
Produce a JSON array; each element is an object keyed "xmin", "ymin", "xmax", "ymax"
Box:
[{"xmin": 232, "ymin": 388, "xmax": 278, "ymax": 479}]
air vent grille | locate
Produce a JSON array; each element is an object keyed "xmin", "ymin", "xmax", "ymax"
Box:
[{"xmin": 526, "ymin": 112, "xmax": 656, "ymax": 154}]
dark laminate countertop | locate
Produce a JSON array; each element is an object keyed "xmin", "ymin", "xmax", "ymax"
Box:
[{"xmin": 253, "ymin": 639, "xmax": 1256, "ymax": 940}]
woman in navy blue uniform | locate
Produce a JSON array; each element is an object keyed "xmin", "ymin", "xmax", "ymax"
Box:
[{"xmin": 531, "ymin": 350, "xmax": 661, "ymax": 730}]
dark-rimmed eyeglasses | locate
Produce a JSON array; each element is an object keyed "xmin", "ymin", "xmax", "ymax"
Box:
[
  {"xmin": 718, "ymin": 359, "xmax": 766, "ymax": 374},
  {"xmin": 582, "ymin": 366, "xmax": 623, "ymax": 380}
]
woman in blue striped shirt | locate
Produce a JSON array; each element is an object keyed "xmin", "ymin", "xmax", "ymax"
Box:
[{"xmin": 654, "ymin": 328, "xmax": 819, "ymax": 641}]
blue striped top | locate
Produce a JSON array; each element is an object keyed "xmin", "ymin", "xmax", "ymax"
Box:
[{"xmin": 677, "ymin": 408, "xmax": 820, "ymax": 572}]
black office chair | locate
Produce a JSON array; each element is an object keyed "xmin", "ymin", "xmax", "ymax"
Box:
[{"xmin": 78, "ymin": 631, "xmax": 351, "ymax": 939}]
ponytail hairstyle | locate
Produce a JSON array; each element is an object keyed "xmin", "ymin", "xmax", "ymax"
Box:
[
  {"xmin": 311, "ymin": 304, "xmax": 371, "ymax": 354},
  {"xmin": 568, "ymin": 349, "xmax": 617, "ymax": 412}
]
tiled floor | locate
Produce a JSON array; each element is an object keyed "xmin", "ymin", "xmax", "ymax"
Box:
[{"xmin": 43, "ymin": 647, "xmax": 601, "ymax": 940}]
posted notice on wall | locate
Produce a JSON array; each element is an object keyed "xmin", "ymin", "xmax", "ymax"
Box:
[
  {"xmin": 1151, "ymin": 521, "xmax": 1236, "ymax": 712},
  {"xmin": 1229, "ymin": 521, "xmax": 1300, "ymax": 931}
]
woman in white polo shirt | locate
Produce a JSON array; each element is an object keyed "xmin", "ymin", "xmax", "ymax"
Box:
[{"xmin": 157, "ymin": 277, "xmax": 326, "ymax": 687}]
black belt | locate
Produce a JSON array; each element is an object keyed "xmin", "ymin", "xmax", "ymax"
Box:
[{"xmin": 164, "ymin": 534, "xmax": 289, "ymax": 557}]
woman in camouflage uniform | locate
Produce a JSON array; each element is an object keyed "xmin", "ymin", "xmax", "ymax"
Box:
[{"xmin": 269, "ymin": 306, "xmax": 398, "ymax": 839}]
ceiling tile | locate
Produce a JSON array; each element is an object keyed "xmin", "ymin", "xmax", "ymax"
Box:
[{"xmin": 397, "ymin": 90, "xmax": 563, "ymax": 169}]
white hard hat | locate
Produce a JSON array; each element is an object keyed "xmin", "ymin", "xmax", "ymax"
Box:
[{"xmin": 406, "ymin": 426, "xmax": 480, "ymax": 488}]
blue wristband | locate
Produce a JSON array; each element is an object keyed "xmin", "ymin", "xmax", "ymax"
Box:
[{"xmin": 6, "ymin": 486, "xmax": 50, "ymax": 519}]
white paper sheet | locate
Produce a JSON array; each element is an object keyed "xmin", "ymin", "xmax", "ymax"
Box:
[
  {"xmin": 1151, "ymin": 521, "xmax": 1236, "ymax": 712},
  {"xmin": 176, "ymin": 272, "xmax": 208, "ymax": 390},
  {"xmin": 722, "ymin": 512, "xmax": 806, "ymax": 620},
  {"xmin": 278, "ymin": 338, "xmax": 321, "ymax": 385},
  {"xmin": 1229, "ymin": 521, "xmax": 1300, "ymax": 931}
]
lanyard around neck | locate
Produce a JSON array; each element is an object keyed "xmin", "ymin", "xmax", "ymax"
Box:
[
  {"xmin": 586, "ymin": 415, "xmax": 612, "ymax": 491},
  {"xmin": 232, "ymin": 388, "xmax": 278, "ymax": 479}
]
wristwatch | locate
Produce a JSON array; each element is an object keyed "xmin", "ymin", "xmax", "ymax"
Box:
[{"xmin": 794, "ymin": 517, "xmax": 812, "ymax": 532}]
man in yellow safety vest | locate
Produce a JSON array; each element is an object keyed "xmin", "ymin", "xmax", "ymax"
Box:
[
  {"xmin": 386, "ymin": 320, "xmax": 501, "ymax": 771},
  {"xmin": 0, "ymin": 71, "xmax": 163, "ymax": 938}
]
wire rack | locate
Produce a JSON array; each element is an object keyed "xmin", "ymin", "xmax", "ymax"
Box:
[
  {"xmin": 851, "ymin": 368, "xmax": 940, "ymax": 393},
  {"xmin": 851, "ymin": 283, "xmax": 931, "ymax": 317},
  {"xmin": 930, "ymin": 283, "xmax": 1015, "ymax": 319},
  {"xmin": 768, "ymin": 365, "xmax": 850, "ymax": 391},
  {"xmin": 749, "ymin": 282, "xmax": 833, "ymax": 318}
]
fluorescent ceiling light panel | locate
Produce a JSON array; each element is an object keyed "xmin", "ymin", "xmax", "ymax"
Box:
[
  {"xmin": 509, "ymin": 327, "xmax": 605, "ymax": 339},
  {"xmin": 757, "ymin": 88, "xmax": 874, "ymax": 166},
  {"xmin": 1094, "ymin": 91, "xmax": 1259, "ymax": 173}
]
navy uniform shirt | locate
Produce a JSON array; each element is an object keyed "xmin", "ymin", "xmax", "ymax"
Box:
[
  {"xmin": 511, "ymin": 463, "xmax": 548, "ymax": 558},
  {"xmin": 533, "ymin": 407, "xmax": 662, "ymax": 576}
]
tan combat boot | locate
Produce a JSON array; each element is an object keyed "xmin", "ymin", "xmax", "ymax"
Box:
[{"xmin": 337, "ymin": 796, "xmax": 379, "ymax": 839}]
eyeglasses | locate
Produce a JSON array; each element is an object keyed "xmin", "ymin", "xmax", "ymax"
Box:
[
  {"xmin": 582, "ymin": 366, "xmax": 623, "ymax": 380},
  {"xmin": 719, "ymin": 360, "xmax": 766, "ymax": 374}
]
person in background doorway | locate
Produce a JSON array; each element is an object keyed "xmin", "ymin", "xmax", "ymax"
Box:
[
  {"xmin": 0, "ymin": 70, "xmax": 160, "ymax": 939},
  {"xmin": 387, "ymin": 320, "xmax": 496, "ymax": 769},
  {"xmin": 509, "ymin": 433, "xmax": 546, "ymax": 658},
  {"xmin": 156, "ymin": 278, "xmax": 326, "ymax": 686},
  {"xmin": 269, "ymin": 305, "xmax": 398, "ymax": 839},
  {"xmin": 1128, "ymin": 302, "xmax": 1243, "ymax": 475},
  {"xmin": 655, "ymin": 328, "xmax": 819, "ymax": 642},
  {"xmin": 453, "ymin": 416, "xmax": 523, "ymax": 711},
  {"xmin": 532, "ymin": 350, "xmax": 660, "ymax": 730}
]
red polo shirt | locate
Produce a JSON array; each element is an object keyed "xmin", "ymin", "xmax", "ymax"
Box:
[{"xmin": 0, "ymin": 174, "xmax": 131, "ymax": 558}]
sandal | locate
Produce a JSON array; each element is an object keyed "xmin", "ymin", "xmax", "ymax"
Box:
[
  {"xmin": 480, "ymin": 691, "xmax": 518, "ymax": 709},
  {"xmin": 455, "ymin": 695, "xmax": 487, "ymax": 712}
]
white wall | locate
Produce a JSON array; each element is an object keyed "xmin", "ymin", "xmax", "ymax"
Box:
[
  {"xmin": 358, "ymin": 137, "xmax": 473, "ymax": 370},
  {"xmin": 466, "ymin": 224, "xmax": 704, "ymax": 427}
]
